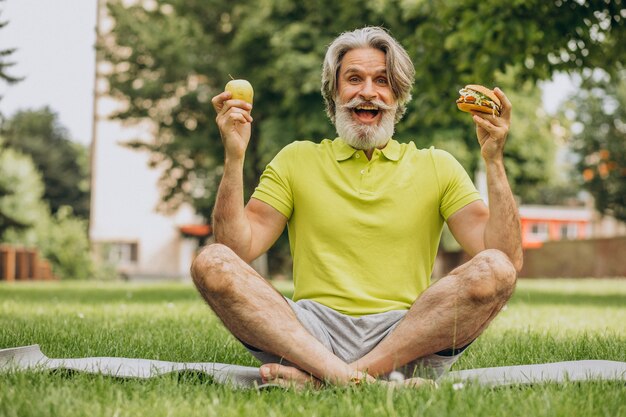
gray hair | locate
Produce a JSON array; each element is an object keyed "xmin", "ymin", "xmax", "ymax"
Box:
[{"xmin": 321, "ymin": 27, "xmax": 415, "ymax": 124}]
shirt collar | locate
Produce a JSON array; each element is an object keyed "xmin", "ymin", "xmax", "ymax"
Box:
[
  {"xmin": 380, "ymin": 139, "xmax": 401, "ymax": 161},
  {"xmin": 332, "ymin": 137, "xmax": 358, "ymax": 161},
  {"xmin": 332, "ymin": 137, "xmax": 401, "ymax": 162}
]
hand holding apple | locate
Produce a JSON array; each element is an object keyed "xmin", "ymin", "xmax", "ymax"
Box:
[
  {"xmin": 211, "ymin": 78, "xmax": 254, "ymax": 161},
  {"xmin": 225, "ymin": 79, "xmax": 254, "ymax": 104}
]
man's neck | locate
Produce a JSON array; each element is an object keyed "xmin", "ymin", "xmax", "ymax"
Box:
[
  {"xmin": 340, "ymin": 137, "xmax": 391, "ymax": 160},
  {"xmin": 363, "ymin": 140, "xmax": 389, "ymax": 160}
]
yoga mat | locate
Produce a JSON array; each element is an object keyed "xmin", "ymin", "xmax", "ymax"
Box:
[
  {"xmin": 0, "ymin": 345, "xmax": 263, "ymax": 388},
  {"xmin": 1, "ymin": 345, "xmax": 625, "ymax": 388}
]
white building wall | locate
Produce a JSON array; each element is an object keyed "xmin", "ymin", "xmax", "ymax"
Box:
[
  {"xmin": 90, "ymin": 0, "xmax": 199, "ymax": 280},
  {"xmin": 90, "ymin": 103, "xmax": 199, "ymax": 279}
]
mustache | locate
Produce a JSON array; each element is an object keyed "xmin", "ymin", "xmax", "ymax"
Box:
[{"xmin": 339, "ymin": 97, "xmax": 395, "ymax": 111}]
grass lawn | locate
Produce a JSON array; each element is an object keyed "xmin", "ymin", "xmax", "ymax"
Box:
[{"xmin": 1, "ymin": 278, "xmax": 624, "ymax": 417}]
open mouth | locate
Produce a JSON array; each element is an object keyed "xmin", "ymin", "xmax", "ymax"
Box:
[{"xmin": 352, "ymin": 104, "xmax": 380, "ymax": 122}]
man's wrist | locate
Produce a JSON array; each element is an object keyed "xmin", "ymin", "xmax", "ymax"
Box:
[
  {"xmin": 483, "ymin": 157, "xmax": 505, "ymax": 171},
  {"xmin": 224, "ymin": 155, "xmax": 245, "ymax": 168}
]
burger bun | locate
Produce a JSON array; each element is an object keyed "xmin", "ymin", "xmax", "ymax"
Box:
[
  {"xmin": 464, "ymin": 84, "xmax": 501, "ymax": 107},
  {"xmin": 457, "ymin": 84, "xmax": 501, "ymax": 116},
  {"xmin": 457, "ymin": 102, "xmax": 501, "ymax": 117}
]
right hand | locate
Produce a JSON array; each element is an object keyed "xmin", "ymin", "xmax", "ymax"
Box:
[{"xmin": 212, "ymin": 91, "xmax": 253, "ymax": 161}]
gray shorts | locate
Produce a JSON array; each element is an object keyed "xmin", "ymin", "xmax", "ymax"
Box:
[{"xmin": 243, "ymin": 298, "xmax": 469, "ymax": 380}]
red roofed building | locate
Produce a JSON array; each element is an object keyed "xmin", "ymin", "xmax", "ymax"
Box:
[
  {"xmin": 519, "ymin": 205, "xmax": 593, "ymax": 249},
  {"xmin": 179, "ymin": 224, "xmax": 212, "ymax": 238}
]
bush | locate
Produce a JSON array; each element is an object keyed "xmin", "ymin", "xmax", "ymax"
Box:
[
  {"xmin": 0, "ymin": 143, "xmax": 46, "ymax": 237},
  {"xmin": 1, "ymin": 140, "xmax": 96, "ymax": 279},
  {"xmin": 35, "ymin": 206, "xmax": 94, "ymax": 280}
]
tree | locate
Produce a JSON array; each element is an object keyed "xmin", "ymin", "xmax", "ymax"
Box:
[
  {"xmin": 395, "ymin": 0, "xmax": 626, "ymax": 180},
  {"xmin": 102, "ymin": 0, "xmax": 626, "ymax": 220},
  {"xmin": 567, "ymin": 71, "xmax": 626, "ymax": 221},
  {"xmin": 498, "ymin": 77, "xmax": 557, "ymax": 203},
  {"xmin": 0, "ymin": 1, "xmax": 22, "ymax": 100},
  {"xmin": 0, "ymin": 138, "xmax": 94, "ymax": 279},
  {"xmin": 0, "ymin": 139, "xmax": 46, "ymax": 239},
  {"xmin": 0, "ymin": 108, "xmax": 91, "ymax": 219},
  {"xmin": 34, "ymin": 206, "xmax": 94, "ymax": 280}
]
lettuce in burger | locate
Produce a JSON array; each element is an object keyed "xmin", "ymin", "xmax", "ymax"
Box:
[{"xmin": 456, "ymin": 85, "xmax": 501, "ymax": 117}]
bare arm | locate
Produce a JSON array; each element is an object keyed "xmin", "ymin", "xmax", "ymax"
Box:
[
  {"xmin": 448, "ymin": 88, "xmax": 523, "ymax": 271},
  {"xmin": 211, "ymin": 92, "xmax": 286, "ymax": 262},
  {"xmin": 213, "ymin": 174, "xmax": 287, "ymax": 262},
  {"xmin": 482, "ymin": 157, "xmax": 523, "ymax": 270}
]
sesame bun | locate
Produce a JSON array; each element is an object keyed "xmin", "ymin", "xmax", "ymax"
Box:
[{"xmin": 464, "ymin": 84, "xmax": 501, "ymax": 107}]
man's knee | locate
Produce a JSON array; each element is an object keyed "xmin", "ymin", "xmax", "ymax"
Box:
[
  {"xmin": 190, "ymin": 243, "xmax": 240, "ymax": 294},
  {"xmin": 464, "ymin": 249, "xmax": 516, "ymax": 303}
]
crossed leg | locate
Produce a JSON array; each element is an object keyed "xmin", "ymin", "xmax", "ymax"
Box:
[
  {"xmin": 191, "ymin": 244, "xmax": 516, "ymax": 386},
  {"xmin": 351, "ymin": 248, "xmax": 517, "ymax": 377},
  {"xmin": 190, "ymin": 243, "xmax": 359, "ymax": 386}
]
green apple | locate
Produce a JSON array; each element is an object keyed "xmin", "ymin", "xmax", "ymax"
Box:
[{"xmin": 225, "ymin": 79, "xmax": 254, "ymax": 104}]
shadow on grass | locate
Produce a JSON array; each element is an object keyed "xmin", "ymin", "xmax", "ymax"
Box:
[
  {"xmin": 0, "ymin": 285, "xmax": 201, "ymax": 305},
  {"xmin": 510, "ymin": 289, "xmax": 626, "ymax": 308},
  {"xmin": 0, "ymin": 282, "xmax": 296, "ymax": 304}
]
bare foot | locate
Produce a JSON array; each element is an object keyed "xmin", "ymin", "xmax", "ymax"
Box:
[
  {"xmin": 259, "ymin": 364, "xmax": 322, "ymax": 389},
  {"xmin": 259, "ymin": 364, "xmax": 436, "ymax": 389}
]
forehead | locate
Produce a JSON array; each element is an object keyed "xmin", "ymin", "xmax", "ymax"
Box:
[{"xmin": 339, "ymin": 47, "xmax": 387, "ymax": 74}]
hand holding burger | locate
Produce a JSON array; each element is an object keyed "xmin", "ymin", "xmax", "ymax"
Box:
[
  {"xmin": 456, "ymin": 85, "xmax": 501, "ymax": 117},
  {"xmin": 456, "ymin": 85, "xmax": 511, "ymax": 162}
]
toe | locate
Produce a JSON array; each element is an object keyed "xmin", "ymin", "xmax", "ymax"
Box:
[
  {"xmin": 259, "ymin": 363, "xmax": 321, "ymax": 388},
  {"xmin": 259, "ymin": 363, "xmax": 280, "ymax": 383}
]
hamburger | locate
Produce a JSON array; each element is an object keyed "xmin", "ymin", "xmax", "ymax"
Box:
[{"xmin": 456, "ymin": 85, "xmax": 501, "ymax": 116}]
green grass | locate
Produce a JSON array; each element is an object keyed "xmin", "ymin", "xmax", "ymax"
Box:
[{"xmin": 1, "ymin": 278, "xmax": 625, "ymax": 417}]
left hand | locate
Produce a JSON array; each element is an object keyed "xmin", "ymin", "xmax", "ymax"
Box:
[{"xmin": 471, "ymin": 87, "xmax": 511, "ymax": 162}]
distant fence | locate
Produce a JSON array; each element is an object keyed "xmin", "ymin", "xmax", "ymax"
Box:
[
  {"xmin": 519, "ymin": 236, "xmax": 626, "ymax": 278},
  {"xmin": 433, "ymin": 236, "xmax": 626, "ymax": 279},
  {"xmin": 0, "ymin": 245, "xmax": 57, "ymax": 281},
  {"xmin": 432, "ymin": 250, "xmax": 469, "ymax": 279}
]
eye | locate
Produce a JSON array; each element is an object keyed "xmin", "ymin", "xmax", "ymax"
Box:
[
  {"xmin": 376, "ymin": 77, "xmax": 388, "ymax": 85},
  {"xmin": 349, "ymin": 76, "xmax": 361, "ymax": 83}
]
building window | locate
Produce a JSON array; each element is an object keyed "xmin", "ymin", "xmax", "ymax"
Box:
[
  {"xmin": 529, "ymin": 222, "xmax": 549, "ymax": 241},
  {"xmin": 105, "ymin": 242, "xmax": 139, "ymax": 266},
  {"xmin": 559, "ymin": 223, "xmax": 578, "ymax": 240}
]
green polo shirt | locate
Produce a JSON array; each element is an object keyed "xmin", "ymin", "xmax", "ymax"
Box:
[{"xmin": 252, "ymin": 137, "xmax": 481, "ymax": 316}]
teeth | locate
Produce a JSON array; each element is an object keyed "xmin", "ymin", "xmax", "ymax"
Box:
[{"xmin": 355, "ymin": 105, "xmax": 378, "ymax": 110}]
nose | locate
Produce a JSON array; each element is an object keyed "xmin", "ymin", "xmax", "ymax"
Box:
[{"xmin": 359, "ymin": 78, "xmax": 377, "ymax": 101}]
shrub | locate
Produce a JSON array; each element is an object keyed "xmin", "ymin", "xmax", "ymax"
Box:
[{"xmin": 35, "ymin": 206, "xmax": 94, "ymax": 280}]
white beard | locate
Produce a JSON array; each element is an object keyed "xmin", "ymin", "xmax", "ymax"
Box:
[{"xmin": 334, "ymin": 98, "xmax": 397, "ymax": 150}]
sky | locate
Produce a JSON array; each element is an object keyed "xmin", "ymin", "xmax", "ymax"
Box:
[
  {"xmin": 0, "ymin": 0, "xmax": 576, "ymax": 146},
  {"xmin": 0, "ymin": 0, "xmax": 97, "ymax": 145}
]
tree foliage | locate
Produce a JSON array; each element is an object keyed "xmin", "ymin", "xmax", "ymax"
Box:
[
  {"xmin": 0, "ymin": 139, "xmax": 94, "ymax": 280},
  {"xmin": 567, "ymin": 71, "xmax": 626, "ymax": 221},
  {"xmin": 102, "ymin": 0, "xmax": 626, "ymax": 219},
  {"xmin": 0, "ymin": 108, "xmax": 90, "ymax": 219},
  {"xmin": 34, "ymin": 206, "xmax": 94, "ymax": 280},
  {"xmin": 0, "ymin": 139, "xmax": 46, "ymax": 237},
  {"xmin": 0, "ymin": 1, "xmax": 22, "ymax": 97}
]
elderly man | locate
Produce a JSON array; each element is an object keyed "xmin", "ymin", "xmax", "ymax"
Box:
[{"xmin": 193, "ymin": 26, "xmax": 523, "ymax": 387}]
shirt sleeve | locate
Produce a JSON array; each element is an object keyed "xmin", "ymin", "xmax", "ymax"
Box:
[
  {"xmin": 251, "ymin": 142, "xmax": 298, "ymax": 219},
  {"xmin": 433, "ymin": 149, "xmax": 482, "ymax": 220}
]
